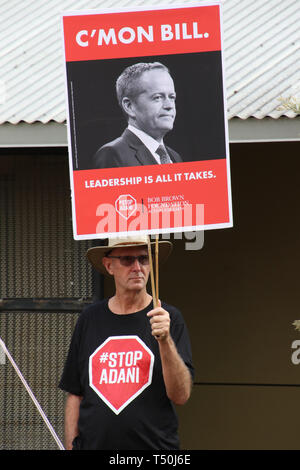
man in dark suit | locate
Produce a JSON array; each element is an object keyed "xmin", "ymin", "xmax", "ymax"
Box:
[{"xmin": 93, "ymin": 62, "xmax": 183, "ymax": 168}]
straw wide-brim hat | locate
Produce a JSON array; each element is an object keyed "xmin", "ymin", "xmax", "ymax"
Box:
[{"xmin": 86, "ymin": 235, "xmax": 173, "ymax": 275}]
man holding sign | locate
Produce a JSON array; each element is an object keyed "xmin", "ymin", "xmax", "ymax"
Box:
[
  {"xmin": 59, "ymin": 235, "xmax": 193, "ymax": 450},
  {"xmin": 93, "ymin": 62, "xmax": 183, "ymax": 168}
]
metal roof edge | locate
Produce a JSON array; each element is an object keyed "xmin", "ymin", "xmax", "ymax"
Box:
[
  {"xmin": 0, "ymin": 117, "xmax": 299, "ymax": 149},
  {"xmin": 229, "ymin": 116, "xmax": 300, "ymax": 143}
]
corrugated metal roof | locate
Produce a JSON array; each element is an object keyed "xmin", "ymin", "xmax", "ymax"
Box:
[
  {"xmin": 0, "ymin": 0, "xmax": 299, "ymax": 124},
  {"xmin": 224, "ymin": 0, "xmax": 300, "ymax": 119}
]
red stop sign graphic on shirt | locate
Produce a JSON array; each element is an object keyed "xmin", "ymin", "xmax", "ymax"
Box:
[{"xmin": 89, "ymin": 335, "xmax": 154, "ymax": 414}]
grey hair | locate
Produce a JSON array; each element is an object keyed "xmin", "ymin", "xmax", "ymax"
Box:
[{"xmin": 116, "ymin": 62, "xmax": 170, "ymax": 108}]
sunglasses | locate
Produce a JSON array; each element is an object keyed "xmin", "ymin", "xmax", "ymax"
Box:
[{"xmin": 106, "ymin": 255, "xmax": 150, "ymax": 266}]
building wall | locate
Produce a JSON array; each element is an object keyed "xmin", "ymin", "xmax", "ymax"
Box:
[
  {"xmin": 1, "ymin": 141, "xmax": 300, "ymax": 449},
  {"xmin": 164, "ymin": 141, "xmax": 300, "ymax": 449},
  {"xmin": 0, "ymin": 150, "xmax": 92, "ymax": 449}
]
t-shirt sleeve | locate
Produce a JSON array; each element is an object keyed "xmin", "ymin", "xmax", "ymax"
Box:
[
  {"xmin": 165, "ymin": 303, "xmax": 194, "ymax": 380},
  {"xmin": 58, "ymin": 315, "xmax": 84, "ymax": 396}
]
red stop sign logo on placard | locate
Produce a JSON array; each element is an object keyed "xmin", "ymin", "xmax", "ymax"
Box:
[
  {"xmin": 89, "ymin": 335, "xmax": 154, "ymax": 414},
  {"xmin": 115, "ymin": 194, "xmax": 137, "ymax": 220}
]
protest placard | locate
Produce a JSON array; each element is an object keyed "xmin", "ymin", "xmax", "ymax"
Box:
[{"xmin": 61, "ymin": 2, "xmax": 232, "ymax": 239}]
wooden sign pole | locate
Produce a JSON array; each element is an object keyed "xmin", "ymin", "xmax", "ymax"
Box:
[{"xmin": 147, "ymin": 235, "xmax": 159, "ymax": 308}]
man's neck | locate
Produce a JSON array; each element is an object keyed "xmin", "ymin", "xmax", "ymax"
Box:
[
  {"xmin": 128, "ymin": 123, "xmax": 164, "ymax": 144},
  {"xmin": 109, "ymin": 290, "xmax": 152, "ymax": 315}
]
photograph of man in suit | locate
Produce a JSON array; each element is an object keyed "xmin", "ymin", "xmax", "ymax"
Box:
[{"xmin": 93, "ymin": 62, "xmax": 183, "ymax": 168}]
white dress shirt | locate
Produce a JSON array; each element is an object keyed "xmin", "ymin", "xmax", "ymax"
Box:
[{"xmin": 128, "ymin": 125, "xmax": 172, "ymax": 164}]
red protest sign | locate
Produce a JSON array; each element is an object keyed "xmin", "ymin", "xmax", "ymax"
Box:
[
  {"xmin": 63, "ymin": 5, "xmax": 221, "ymax": 61},
  {"xmin": 89, "ymin": 336, "xmax": 154, "ymax": 414},
  {"xmin": 62, "ymin": 3, "xmax": 233, "ymax": 240}
]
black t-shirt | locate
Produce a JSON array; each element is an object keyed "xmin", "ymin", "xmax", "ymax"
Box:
[{"xmin": 59, "ymin": 298, "xmax": 194, "ymax": 450}]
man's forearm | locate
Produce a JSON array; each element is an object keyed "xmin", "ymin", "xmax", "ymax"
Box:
[
  {"xmin": 147, "ymin": 303, "xmax": 192, "ymax": 405},
  {"xmin": 65, "ymin": 393, "xmax": 82, "ymax": 450},
  {"xmin": 158, "ymin": 336, "xmax": 192, "ymax": 405}
]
